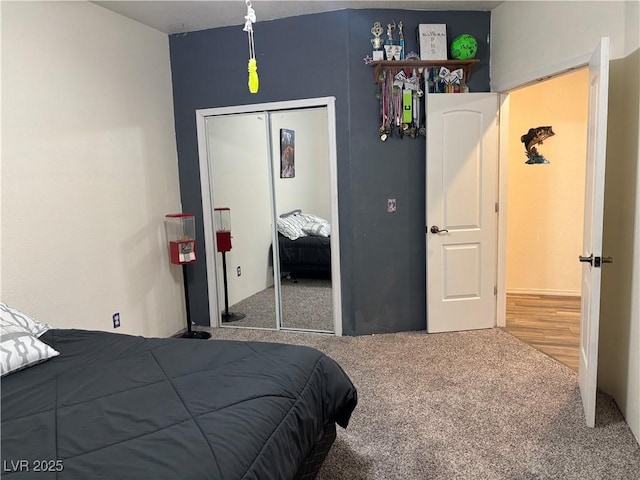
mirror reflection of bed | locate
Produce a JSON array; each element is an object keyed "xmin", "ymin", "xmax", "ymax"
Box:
[
  {"xmin": 207, "ymin": 106, "xmax": 335, "ymax": 333},
  {"xmin": 276, "ymin": 209, "xmax": 333, "ymax": 331}
]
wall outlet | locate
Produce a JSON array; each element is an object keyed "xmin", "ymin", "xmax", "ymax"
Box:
[
  {"xmin": 112, "ymin": 313, "xmax": 120, "ymax": 328},
  {"xmin": 237, "ymin": 266, "xmax": 241, "ymax": 277},
  {"xmin": 387, "ymin": 198, "xmax": 397, "ymax": 213}
]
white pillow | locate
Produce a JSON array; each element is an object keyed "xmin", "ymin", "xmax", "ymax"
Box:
[
  {"xmin": 277, "ymin": 213, "xmax": 309, "ymax": 240},
  {"xmin": 277, "ymin": 212, "xmax": 331, "ymax": 240},
  {"xmin": 0, "ymin": 302, "xmax": 51, "ymax": 337},
  {"xmin": 0, "ymin": 324, "xmax": 59, "ymax": 376},
  {"xmin": 300, "ymin": 213, "xmax": 329, "ymax": 225},
  {"xmin": 302, "ymin": 222, "xmax": 331, "ymax": 238}
]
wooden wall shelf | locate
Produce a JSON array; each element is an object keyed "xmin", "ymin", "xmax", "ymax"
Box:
[{"xmin": 371, "ymin": 59, "xmax": 480, "ymax": 83}]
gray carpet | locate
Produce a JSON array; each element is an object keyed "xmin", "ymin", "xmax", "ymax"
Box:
[
  {"xmin": 222, "ymin": 277, "xmax": 333, "ymax": 331},
  {"xmin": 203, "ymin": 327, "xmax": 640, "ymax": 479}
]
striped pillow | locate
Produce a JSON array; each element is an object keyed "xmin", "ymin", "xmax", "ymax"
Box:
[
  {"xmin": 0, "ymin": 302, "xmax": 51, "ymax": 337},
  {"xmin": 302, "ymin": 222, "xmax": 331, "ymax": 237},
  {"xmin": 277, "ymin": 213, "xmax": 310, "ymax": 240},
  {"xmin": 277, "ymin": 212, "xmax": 331, "ymax": 240},
  {"xmin": 0, "ymin": 324, "xmax": 59, "ymax": 376}
]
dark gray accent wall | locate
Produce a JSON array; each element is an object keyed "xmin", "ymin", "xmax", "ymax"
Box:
[{"xmin": 169, "ymin": 9, "xmax": 490, "ymax": 336}]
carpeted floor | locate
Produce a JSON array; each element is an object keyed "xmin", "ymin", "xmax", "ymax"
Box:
[
  {"xmin": 203, "ymin": 327, "xmax": 640, "ymax": 479},
  {"xmin": 222, "ymin": 277, "xmax": 333, "ymax": 331}
]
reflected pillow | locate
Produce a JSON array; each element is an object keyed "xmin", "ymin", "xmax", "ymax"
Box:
[
  {"xmin": 300, "ymin": 213, "xmax": 329, "ymax": 225},
  {"xmin": 302, "ymin": 222, "xmax": 331, "ymax": 238},
  {"xmin": 279, "ymin": 209, "xmax": 302, "ymax": 218},
  {"xmin": 0, "ymin": 302, "xmax": 51, "ymax": 337},
  {"xmin": 277, "ymin": 211, "xmax": 331, "ymax": 240},
  {"xmin": 277, "ymin": 213, "xmax": 309, "ymax": 240},
  {"xmin": 0, "ymin": 324, "xmax": 59, "ymax": 376}
]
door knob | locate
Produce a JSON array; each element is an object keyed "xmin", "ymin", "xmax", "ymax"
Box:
[
  {"xmin": 430, "ymin": 225, "xmax": 449, "ymax": 234},
  {"xmin": 578, "ymin": 254, "xmax": 614, "ymax": 267}
]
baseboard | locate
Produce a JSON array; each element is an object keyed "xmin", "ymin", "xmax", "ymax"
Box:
[{"xmin": 506, "ymin": 288, "xmax": 581, "ymax": 297}]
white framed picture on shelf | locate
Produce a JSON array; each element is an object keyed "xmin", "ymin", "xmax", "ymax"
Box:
[{"xmin": 417, "ymin": 24, "xmax": 447, "ymax": 60}]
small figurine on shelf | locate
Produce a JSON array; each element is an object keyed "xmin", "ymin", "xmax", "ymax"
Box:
[
  {"xmin": 385, "ymin": 21, "xmax": 396, "ymax": 45},
  {"xmin": 384, "ymin": 21, "xmax": 401, "ymax": 60}
]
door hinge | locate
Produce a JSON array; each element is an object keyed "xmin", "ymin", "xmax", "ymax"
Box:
[
  {"xmin": 495, "ymin": 202, "xmax": 499, "ymax": 213},
  {"xmin": 494, "ymin": 286, "xmax": 497, "ymax": 295}
]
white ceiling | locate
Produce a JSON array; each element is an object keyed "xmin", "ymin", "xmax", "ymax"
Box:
[{"xmin": 92, "ymin": 1, "xmax": 503, "ymax": 34}]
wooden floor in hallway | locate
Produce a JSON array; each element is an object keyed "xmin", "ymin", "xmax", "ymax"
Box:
[{"xmin": 503, "ymin": 293, "xmax": 581, "ymax": 371}]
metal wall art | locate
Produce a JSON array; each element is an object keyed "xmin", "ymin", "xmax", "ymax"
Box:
[{"xmin": 521, "ymin": 126, "xmax": 555, "ymax": 164}]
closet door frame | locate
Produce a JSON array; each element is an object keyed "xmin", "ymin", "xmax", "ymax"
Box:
[{"xmin": 195, "ymin": 97, "xmax": 342, "ymax": 335}]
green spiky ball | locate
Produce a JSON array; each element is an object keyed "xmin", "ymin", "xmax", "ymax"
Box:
[{"xmin": 450, "ymin": 34, "xmax": 478, "ymax": 60}]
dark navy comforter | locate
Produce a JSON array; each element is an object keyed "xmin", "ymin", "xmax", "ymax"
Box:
[{"xmin": 1, "ymin": 329, "xmax": 357, "ymax": 479}]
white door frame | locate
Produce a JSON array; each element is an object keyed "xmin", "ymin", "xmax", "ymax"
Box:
[
  {"xmin": 195, "ymin": 97, "xmax": 342, "ymax": 336},
  {"xmin": 496, "ymin": 62, "xmax": 590, "ymax": 328}
]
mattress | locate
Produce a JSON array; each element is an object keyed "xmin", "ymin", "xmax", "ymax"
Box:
[{"xmin": 1, "ymin": 329, "xmax": 357, "ymax": 479}]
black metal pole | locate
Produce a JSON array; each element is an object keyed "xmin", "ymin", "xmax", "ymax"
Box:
[
  {"xmin": 183, "ymin": 264, "xmax": 192, "ymax": 334},
  {"xmin": 222, "ymin": 251, "xmax": 230, "ymax": 316},
  {"xmin": 180, "ymin": 263, "xmax": 210, "ymax": 339},
  {"xmin": 220, "ymin": 251, "xmax": 245, "ymax": 323}
]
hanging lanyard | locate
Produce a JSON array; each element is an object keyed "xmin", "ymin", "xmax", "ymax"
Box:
[{"xmin": 243, "ymin": 1, "xmax": 259, "ymax": 93}]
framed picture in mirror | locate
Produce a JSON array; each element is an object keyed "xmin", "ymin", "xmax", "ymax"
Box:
[{"xmin": 280, "ymin": 128, "xmax": 295, "ymax": 178}]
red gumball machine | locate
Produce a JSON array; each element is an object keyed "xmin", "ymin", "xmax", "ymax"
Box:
[
  {"xmin": 165, "ymin": 213, "xmax": 197, "ymax": 264},
  {"xmin": 213, "ymin": 208, "xmax": 232, "ymax": 253},
  {"xmin": 214, "ymin": 208, "xmax": 245, "ymax": 323},
  {"xmin": 164, "ymin": 213, "xmax": 210, "ymax": 339}
]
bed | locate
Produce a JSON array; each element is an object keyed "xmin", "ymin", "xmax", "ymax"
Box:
[
  {"xmin": 278, "ymin": 233, "xmax": 331, "ymax": 276},
  {"xmin": 1, "ymin": 326, "xmax": 357, "ymax": 479},
  {"xmin": 276, "ymin": 210, "xmax": 332, "ymax": 277}
]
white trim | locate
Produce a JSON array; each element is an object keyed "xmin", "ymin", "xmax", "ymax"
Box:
[
  {"xmin": 196, "ymin": 97, "xmax": 338, "ymax": 118},
  {"xmin": 220, "ymin": 325, "xmax": 278, "ymax": 332},
  {"xmin": 506, "ymin": 288, "xmax": 581, "ymax": 297},
  {"xmin": 281, "ymin": 328, "xmax": 334, "ymax": 335},
  {"xmin": 195, "ymin": 97, "xmax": 342, "ymax": 335},
  {"xmin": 496, "ymin": 93, "xmax": 510, "ymax": 328},
  {"xmin": 196, "ymin": 113, "xmax": 221, "ymax": 328},
  {"xmin": 493, "ymin": 52, "xmax": 591, "ymax": 93},
  {"xmin": 326, "ymin": 98, "xmax": 343, "ymax": 336},
  {"xmin": 264, "ymin": 112, "xmax": 283, "ymax": 331}
]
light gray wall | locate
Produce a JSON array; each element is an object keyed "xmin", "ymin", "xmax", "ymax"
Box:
[
  {"xmin": 490, "ymin": 1, "xmax": 628, "ymax": 92},
  {"xmin": 2, "ymin": 1, "xmax": 185, "ymax": 337}
]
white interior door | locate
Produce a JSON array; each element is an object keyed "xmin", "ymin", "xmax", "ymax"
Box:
[
  {"xmin": 426, "ymin": 93, "xmax": 499, "ymax": 333},
  {"xmin": 579, "ymin": 36, "xmax": 610, "ymax": 428}
]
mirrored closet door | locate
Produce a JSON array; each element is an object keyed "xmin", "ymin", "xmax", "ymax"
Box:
[
  {"xmin": 207, "ymin": 113, "xmax": 278, "ymax": 329},
  {"xmin": 269, "ymin": 108, "xmax": 334, "ymax": 331},
  {"xmin": 202, "ymin": 101, "xmax": 339, "ymax": 333}
]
